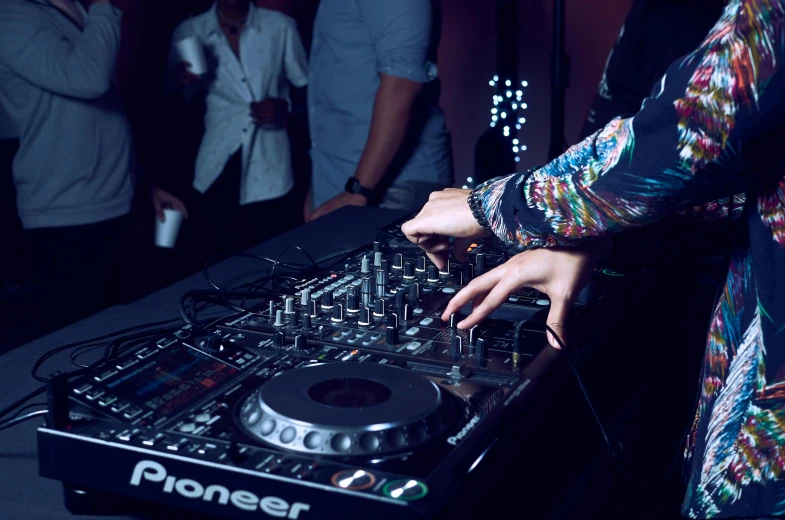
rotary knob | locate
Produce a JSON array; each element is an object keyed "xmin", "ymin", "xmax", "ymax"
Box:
[
  {"xmin": 380, "ymin": 259, "xmax": 389, "ymax": 273},
  {"xmin": 427, "ymin": 266, "xmax": 439, "ymax": 282},
  {"xmin": 374, "ymin": 251, "xmax": 383, "ymax": 268},
  {"xmin": 309, "ymin": 299, "xmax": 319, "ymax": 317},
  {"xmin": 273, "ymin": 310, "xmax": 285, "ymax": 327},
  {"xmin": 402, "ymin": 303, "xmax": 412, "ymax": 321},
  {"xmin": 347, "ymin": 294, "xmax": 359, "ymax": 313},
  {"xmin": 294, "ymin": 334, "xmax": 308, "ymax": 351},
  {"xmin": 469, "ymin": 325, "xmax": 479, "ymax": 346},
  {"xmin": 386, "ymin": 313, "xmax": 398, "ymax": 328},
  {"xmin": 361, "ymin": 256, "xmax": 370, "ymax": 274},
  {"xmin": 302, "ymin": 313, "xmax": 312, "ymax": 330},
  {"xmin": 331, "ymin": 304, "xmax": 344, "ymax": 323},
  {"xmin": 476, "ymin": 253, "xmax": 486, "ymax": 270},
  {"xmin": 268, "ymin": 300, "xmax": 276, "ymax": 316},
  {"xmin": 449, "ymin": 313, "xmax": 458, "ymax": 329},
  {"xmin": 374, "ymin": 299, "xmax": 387, "ymax": 317},
  {"xmin": 451, "ymin": 335, "xmax": 463, "ymax": 355},
  {"xmin": 452, "ymin": 270, "xmax": 464, "ymax": 286},
  {"xmin": 439, "ymin": 259, "xmax": 451, "ymax": 276},
  {"xmin": 475, "ymin": 337, "xmax": 488, "ymax": 359},
  {"xmin": 284, "ymin": 297, "xmax": 295, "ymax": 314},
  {"xmin": 416, "ymin": 257, "xmax": 427, "ymax": 272},
  {"xmin": 386, "ymin": 326, "xmax": 399, "ymax": 345},
  {"xmin": 361, "ymin": 278, "xmax": 372, "ymax": 294},
  {"xmin": 403, "ymin": 262, "xmax": 415, "ymax": 279},
  {"xmin": 347, "ymin": 285, "xmax": 359, "ymax": 298},
  {"xmin": 322, "ymin": 292, "xmax": 334, "ymax": 309},
  {"xmin": 393, "ymin": 253, "xmax": 404, "ymax": 269},
  {"xmin": 394, "ymin": 290, "xmax": 405, "ymax": 308},
  {"xmin": 273, "ymin": 331, "xmax": 285, "ymax": 348},
  {"xmin": 376, "ymin": 270, "xmax": 388, "ymax": 287},
  {"xmin": 358, "ymin": 307, "xmax": 372, "ymax": 326},
  {"xmin": 300, "ymin": 289, "xmax": 311, "ymax": 306},
  {"xmin": 408, "ymin": 283, "xmax": 420, "ymax": 301},
  {"xmin": 464, "ymin": 263, "xmax": 474, "ymax": 282},
  {"xmin": 373, "ymin": 241, "xmax": 381, "ymax": 253}
]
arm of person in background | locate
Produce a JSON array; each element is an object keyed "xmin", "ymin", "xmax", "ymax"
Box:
[
  {"xmin": 0, "ymin": 0, "xmax": 119, "ymax": 99},
  {"xmin": 251, "ymin": 15, "xmax": 308, "ymax": 126},
  {"xmin": 404, "ymin": 14, "xmax": 785, "ymax": 332},
  {"xmin": 308, "ymin": 0, "xmax": 433, "ymax": 220}
]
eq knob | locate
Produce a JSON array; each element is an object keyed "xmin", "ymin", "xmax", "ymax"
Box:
[
  {"xmin": 347, "ymin": 285, "xmax": 359, "ymax": 298},
  {"xmin": 416, "ymin": 256, "xmax": 427, "ymax": 272},
  {"xmin": 452, "ymin": 270, "xmax": 464, "ymax": 286},
  {"xmin": 273, "ymin": 331, "xmax": 285, "ymax": 348},
  {"xmin": 268, "ymin": 300, "xmax": 276, "ymax": 316},
  {"xmin": 386, "ymin": 313, "xmax": 398, "ymax": 328},
  {"xmin": 300, "ymin": 289, "xmax": 311, "ymax": 306},
  {"xmin": 403, "ymin": 262, "xmax": 415, "ymax": 279},
  {"xmin": 393, "ymin": 253, "xmax": 404, "ymax": 270},
  {"xmin": 358, "ymin": 307, "xmax": 372, "ymax": 326},
  {"xmin": 273, "ymin": 310, "xmax": 285, "ymax": 327},
  {"xmin": 380, "ymin": 259, "xmax": 389, "ymax": 273},
  {"xmin": 309, "ymin": 299, "xmax": 319, "ymax": 317},
  {"xmin": 361, "ymin": 277, "xmax": 372, "ymax": 294},
  {"xmin": 291, "ymin": 311, "xmax": 299, "ymax": 327},
  {"xmin": 373, "ymin": 299, "xmax": 386, "ymax": 317},
  {"xmin": 427, "ymin": 265, "xmax": 439, "ymax": 282},
  {"xmin": 331, "ymin": 304, "xmax": 344, "ymax": 323},
  {"xmin": 402, "ymin": 303, "xmax": 412, "ymax": 321},
  {"xmin": 294, "ymin": 334, "xmax": 308, "ymax": 351},
  {"xmin": 475, "ymin": 337, "xmax": 488, "ymax": 359},
  {"xmin": 476, "ymin": 253, "xmax": 486, "ymax": 270},
  {"xmin": 321, "ymin": 292, "xmax": 334, "ymax": 309},
  {"xmin": 439, "ymin": 259, "xmax": 451, "ymax": 276},
  {"xmin": 449, "ymin": 313, "xmax": 458, "ymax": 329},
  {"xmin": 469, "ymin": 325, "xmax": 479, "ymax": 346},
  {"xmin": 386, "ymin": 326, "xmax": 399, "ymax": 345},
  {"xmin": 347, "ymin": 294, "xmax": 359, "ymax": 313},
  {"xmin": 284, "ymin": 297, "xmax": 295, "ymax": 314},
  {"xmin": 372, "ymin": 241, "xmax": 381, "ymax": 253},
  {"xmin": 408, "ymin": 283, "xmax": 420, "ymax": 300},
  {"xmin": 374, "ymin": 251, "xmax": 383, "ymax": 268},
  {"xmin": 302, "ymin": 313, "xmax": 312, "ymax": 330},
  {"xmin": 361, "ymin": 256, "xmax": 371, "ymax": 274},
  {"xmin": 464, "ymin": 263, "xmax": 475, "ymax": 282},
  {"xmin": 394, "ymin": 290, "xmax": 405, "ymax": 308},
  {"xmin": 376, "ymin": 270, "xmax": 388, "ymax": 287},
  {"xmin": 451, "ymin": 335, "xmax": 463, "ymax": 355}
]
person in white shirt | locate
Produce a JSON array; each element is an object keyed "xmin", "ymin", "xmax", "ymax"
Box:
[{"xmin": 163, "ymin": 0, "xmax": 308, "ymax": 259}]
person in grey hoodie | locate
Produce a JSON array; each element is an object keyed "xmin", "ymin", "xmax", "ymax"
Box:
[{"xmin": 0, "ymin": 0, "xmax": 185, "ymax": 330}]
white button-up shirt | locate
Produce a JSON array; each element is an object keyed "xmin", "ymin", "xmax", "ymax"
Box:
[{"xmin": 170, "ymin": 4, "xmax": 308, "ymax": 204}]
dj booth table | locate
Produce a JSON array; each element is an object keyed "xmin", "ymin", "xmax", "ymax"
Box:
[{"xmin": 0, "ymin": 207, "xmax": 411, "ymax": 519}]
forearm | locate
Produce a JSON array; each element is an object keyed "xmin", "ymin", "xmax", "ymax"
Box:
[{"xmin": 354, "ymin": 75, "xmax": 422, "ymax": 190}]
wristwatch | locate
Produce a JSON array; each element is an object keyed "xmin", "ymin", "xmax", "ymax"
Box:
[
  {"xmin": 345, "ymin": 177, "xmax": 375, "ymax": 199},
  {"xmin": 467, "ymin": 184, "xmax": 494, "ymax": 233}
]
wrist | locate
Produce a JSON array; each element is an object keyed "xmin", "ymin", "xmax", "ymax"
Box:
[
  {"xmin": 345, "ymin": 177, "xmax": 376, "ymax": 200},
  {"xmin": 467, "ymin": 187, "xmax": 493, "ymax": 233}
]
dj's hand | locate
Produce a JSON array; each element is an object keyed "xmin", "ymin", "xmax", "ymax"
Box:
[
  {"xmin": 402, "ymin": 188, "xmax": 490, "ymax": 271},
  {"xmin": 309, "ymin": 192, "xmax": 367, "ymax": 221},
  {"xmin": 442, "ymin": 238, "xmax": 610, "ymax": 349},
  {"xmin": 175, "ymin": 62, "xmax": 200, "ymax": 87},
  {"xmin": 151, "ymin": 186, "xmax": 189, "ymax": 223}
]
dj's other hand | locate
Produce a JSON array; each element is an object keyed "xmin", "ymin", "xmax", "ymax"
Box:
[
  {"xmin": 151, "ymin": 186, "xmax": 189, "ymax": 223},
  {"xmin": 308, "ymin": 192, "xmax": 367, "ymax": 221},
  {"xmin": 251, "ymin": 98, "xmax": 288, "ymax": 126},
  {"xmin": 442, "ymin": 238, "xmax": 610, "ymax": 348},
  {"xmin": 175, "ymin": 62, "xmax": 200, "ymax": 87},
  {"xmin": 401, "ymin": 188, "xmax": 490, "ymax": 271}
]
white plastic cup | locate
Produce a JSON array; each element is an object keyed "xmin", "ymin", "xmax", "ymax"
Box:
[
  {"xmin": 174, "ymin": 36, "xmax": 207, "ymax": 75},
  {"xmin": 155, "ymin": 209, "xmax": 184, "ymax": 249}
]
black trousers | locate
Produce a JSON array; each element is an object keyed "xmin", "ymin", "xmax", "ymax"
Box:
[
  {"xmin": 180, "ymin": 151, "xmax": 300, "ymax": 273},
  {"xmin": 25, "ymin": 213, "xmax": 136, "ymax": 332}
]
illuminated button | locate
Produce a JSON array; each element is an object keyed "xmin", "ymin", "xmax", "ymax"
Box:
[
  {"xmin": 123, "ymin": 406, "xmax": 142, "ymax": 420},
  {"xmin": 116, "ymin": 428, "xmax": 141, "ymax": 442},
  {"xmin": 166, "ymin": 438, "xmax": 189, "ymax": 451},
  {"xmin": 116, "ymin": 358, "xmax": 138, "ymax": 371},
  {"xmin": 94, "ymin": 370, "xmax": 117, "ymax": 383},
  {"xmin": 405, "ymin": 342, "xmax": 422, "ymax": 351},
  {"xmin": 194, "ymin": 413, "xmax": 211, "ymax": 423},
  {"xmin": 73, "ymin": 383, "xmax": 92, "ymax": 395},
  {"xmin": 110, "ymin": 401, "xmax": 129, "ymax": 413},
  {"xmin": 413, "ymin": 307, "xmax": 424, "ymax": 315},
  {"xmin": 84, "ymin": 389, "xmax": 104, "ymax": 401},
  {"xmin": 419, "ymin": 318, "xmax": 434, "ymax": 326},
  {"xmin": 179, "ymin": 422, "xmax": 197, "ymax": 433},
  {"xmin": 141, "ymin": 433, "xmax": 165, "ymax": 446},
  {"xmin": 97, "ymin": 395, "xmax": 117, "ymax": 407},
  {"xmin": 383, "ymin": 479, "xmax": 429, "ymax": 501},
  {"xmin": 441, "ymin": 287, "xmax": 456, "ymax": 294},
  {"xmin": 536, "ymin": 299, "xmax": 550, "ymax": 306},
  {"xmin": 331, "ymin": 469, "xmax": 376, "ymax": 490},
  {"xmin": 405, "ymin": 327, "xmax": 419, "ymax": 336},
  {"xmin": 136, "ymin": 347, "xmax": 156, "ymax": 360},
  {"xmin": 508, "ymin": 296, "xmax": 519, "ymax": 302}
]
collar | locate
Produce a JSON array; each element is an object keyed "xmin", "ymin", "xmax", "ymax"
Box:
[{"xmin": 203, "ymin": 3, "xmax": 262, "ymax": 40}]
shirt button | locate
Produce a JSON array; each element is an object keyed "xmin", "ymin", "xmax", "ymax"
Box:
[
  {"xmin": 243, "ymin": 128, "xmax": 248, "ymax": 133},
  {"xmin": 241, "ymin": 77, "xmax": 247, "ymax": 82}
]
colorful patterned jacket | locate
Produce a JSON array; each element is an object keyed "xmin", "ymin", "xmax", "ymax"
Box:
[{"xmin": 477, "ymin": 1, "xmax": 785, "ymax": 517}]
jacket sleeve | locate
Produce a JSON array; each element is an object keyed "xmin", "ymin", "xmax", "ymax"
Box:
[
  {"xmin": 477, "ymin": 12, "xmax": 785, "ymax": 249},
  {"xmin": 0, "ymin": 3, "xmax": 122, "ymax": 99}
]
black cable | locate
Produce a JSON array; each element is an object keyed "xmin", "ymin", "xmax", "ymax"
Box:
[
  {"xmin": 203, "ymin": 251, "xmax": 315, "ymax": 291},
  {"xmin": 9, "ymin": 402, "xmax": 47, "ymax": 420},
  {"xmin": 269, "ymin": 245, "xmax": 319, "ymax": 279},
  {"xmin": 0, "ymin": 410, "xmax": 48, "ymax": 434},
  {"xmin": 0, "ymin": 386, "xmax": 46, "ymax": 421}
]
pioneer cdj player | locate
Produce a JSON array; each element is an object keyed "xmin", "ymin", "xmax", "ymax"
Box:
[{"xmin": 36, "ymin": 214, "xmax": 622, "ymax": 519}]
